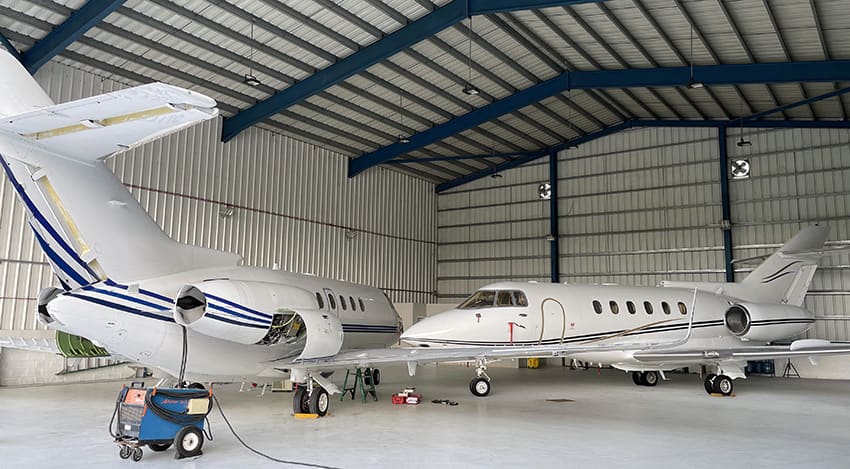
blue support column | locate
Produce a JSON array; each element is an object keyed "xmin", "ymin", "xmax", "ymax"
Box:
[
  {"xmin": 718, "ymin": 126, "xmax": 734, "ymax": 282},
  {"xmin": 0, "ymin": 31, "xmax": 22, "ymax": 62},
  {"xmin": 549, "ymin": 150, "xmax": 560, "ymax": 283},
  {"xmin": 21, "ymin": 0, "xmax": 126, "ymax": 74}
]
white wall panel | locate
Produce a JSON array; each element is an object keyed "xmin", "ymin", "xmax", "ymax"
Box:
[{"xmin": 0, "ymin": 61, "xmax": 437, "ymax": 342}]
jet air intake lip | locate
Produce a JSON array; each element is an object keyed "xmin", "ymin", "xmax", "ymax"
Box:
[
  {"xmin": 725, "ymin": 305, "xmax": 751, "ymax": 336},
  {"xmin": 174, "ymin": 285, "xmax": 207, "ymax": 325}
]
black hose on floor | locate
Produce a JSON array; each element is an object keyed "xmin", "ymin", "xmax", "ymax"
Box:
[{"xmin": 211, "ymin": 394, "xmax": 341, "ymax": 469}]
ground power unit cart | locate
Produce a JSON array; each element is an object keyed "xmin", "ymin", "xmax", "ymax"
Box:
[{"xmin": 111, "ymin": 383, "xmax": 213, "ymax": 462}]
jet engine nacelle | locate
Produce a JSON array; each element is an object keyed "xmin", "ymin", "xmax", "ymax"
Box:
[
  {"xmin": 724, "ymin": 302, "xmax": 814, "ymax": 342},
  {"xmin": 173, "ymin": 280, "xmax": 322, "ymax": 346}
]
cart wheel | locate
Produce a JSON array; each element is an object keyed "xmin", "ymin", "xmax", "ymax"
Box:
[
  {"xmin": 148, "ymin": 442, "xmax": 172, "ymax": 452},
  {"xmin": 132, "ymin": 447, "xmax": 143, "ymax": 462},
  {"xmin": 175, "ymin": 426, "xmax": 204, "ymax": 458},
  {"xmin": 119, "ymin": 446, "xmax": 132, "ymax": 459}
]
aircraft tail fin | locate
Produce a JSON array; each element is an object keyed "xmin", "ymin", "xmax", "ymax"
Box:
[
  {"xmin": 0, "ymin": 50, "xmax": 240, "ymax": 286},
  {"xmin": 738, "ymin": 225, "xmax": 829, "ymax": 306},
  {"xmin": 660, "ymin": 225, "xmax": 828, "ymax": 306}
]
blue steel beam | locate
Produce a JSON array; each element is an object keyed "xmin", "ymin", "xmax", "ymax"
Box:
[
  {"xmin": 21, "ymin": 0, "xmax": 126, "ymax": 74},
  {"xmin": 352, "ymin": 60, "xmax": 850, "ymax": 177},
  {"xmin": 549, "ymin": 150, "xmax": 561, "ymax": 283},
  {"xmin": 221, "ymin": 0, "xmax": 607, "ymax": 143},
  {"xmin": 0, "ymin": 30, "xmax": 21, "ymax": 62},
  {"xmin": 743, "ymin": 86, "xmax": 850, "ymax": 121},
  {"xmin": 718, "ymin": 126, "xmax": 734, "ymax": 282}
]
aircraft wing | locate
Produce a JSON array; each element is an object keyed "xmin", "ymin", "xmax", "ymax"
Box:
[
  {"xmin": 1, "ymin": 82, "xmax": 218, "ymax": 162},
  {"xmin": 0, "ymin": 335, "xmax": 59, "ymax": 354},
  {"xmin": 632, "ymin": 339, "xmax": 850, "ymax": 364},
  {"xmin": 276, "ymin": 335, "xmax": 691, "ymax": 372}
]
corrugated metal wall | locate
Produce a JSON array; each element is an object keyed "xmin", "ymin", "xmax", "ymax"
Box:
[
  {"xmin": 438, "ymin": 126, "xmax": 850, "ymax": 342},
  {"xmin": 1, "ymin": 61, "xmax": 437, "ymax": 335}
]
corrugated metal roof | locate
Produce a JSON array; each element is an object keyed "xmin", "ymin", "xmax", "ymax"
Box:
[{"xmin": 0, "ymin": 0, "xmax": 848, "ymax": 185}]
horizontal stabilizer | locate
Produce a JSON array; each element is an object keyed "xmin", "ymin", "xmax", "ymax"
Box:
[{"xmin": 1, "ymin": 83, "xmax": 217, "ymax": 163}]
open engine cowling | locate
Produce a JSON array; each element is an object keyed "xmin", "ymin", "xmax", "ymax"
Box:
[
  {"xmin": 724, "ymin": 302, "xmax": 814, "ymax": 342},
  {"xmin": 173, "ymin": 280, "xmax": 343, "ymax": 357}
]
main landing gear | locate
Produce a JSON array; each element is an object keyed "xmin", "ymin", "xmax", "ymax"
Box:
[
  {"xmin": 293, "ymin": 383, "xmax": 330, "ymax": 417},
  {"xmin": 631, "ymin": 370, "xmax": 660, "ymax": 387},
  {"xmin": 468, "ymin": 359, "xmax": 491, "ymax": 397},
  {"xmin": 703, "ymin": 373, "xmax": 734, "ymax": 396}
]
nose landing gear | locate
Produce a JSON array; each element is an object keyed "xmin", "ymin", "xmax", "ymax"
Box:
[{"xmin": 468, "ymin": 359, "xmax": 491, "ymax": 397}]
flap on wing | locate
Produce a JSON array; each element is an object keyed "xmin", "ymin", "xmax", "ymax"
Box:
[
  {"xmin": 1, "ymin": 83, "xmax": 218, "ymax": 162},
  {"xmin": 634, "ymin": 339, "xmax": 850, "ymax": 363}
]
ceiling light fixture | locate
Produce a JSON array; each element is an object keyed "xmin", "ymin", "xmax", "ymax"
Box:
[
  {"xmin": 243, "ymin": 20, "xmax": 261, "ymax": 87},
  {"xmin": 462, "ymin": 16, "xmax": 479, "ymax": 97},
  {"xmin": 397, "ymin": 95, "xmax": 410, "ymax": 144},
  {"xmin": 687, "ymin": 25, "xmax": 703, "ymax": 90}
]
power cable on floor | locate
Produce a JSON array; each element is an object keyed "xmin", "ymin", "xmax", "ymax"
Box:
[{"xmin": 212, "ymin": 394, "xmax": 341, "ymax": 469}]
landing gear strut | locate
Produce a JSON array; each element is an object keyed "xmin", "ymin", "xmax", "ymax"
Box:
[
  {"xmin": 293, "ymin": 380, "xmax": 331, "ymax": 416},
  {"xmin": 468, "ymin": 359, "xmax": 491, "ymax": 397},
  {"xmin": 704, "ymin": 373, "xmax": 733, "ymax": 396},
  {"xmin": 631, "ymin": 371, "xmax": 659, "ymax": 387}
]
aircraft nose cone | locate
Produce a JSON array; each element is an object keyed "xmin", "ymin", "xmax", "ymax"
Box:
[{"xmin": 401, "ymin": 313, "xmax": 458, "ymax": 344}]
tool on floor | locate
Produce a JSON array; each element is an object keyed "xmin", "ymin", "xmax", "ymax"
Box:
[{"xmin": 110, "ymin": 382, "xmax": 213, "ymax": 462}]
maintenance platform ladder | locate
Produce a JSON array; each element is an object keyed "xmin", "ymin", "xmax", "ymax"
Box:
[{"xmin": 341, "ymin": 368, "xmax": 377, "ymax": 403}]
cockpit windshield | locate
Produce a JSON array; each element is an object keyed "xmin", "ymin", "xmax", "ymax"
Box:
[{"xmin": 458, "ymin": 290, "xmax": 528, "ymax": 309}]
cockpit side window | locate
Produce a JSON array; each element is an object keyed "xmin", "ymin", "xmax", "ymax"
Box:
[
  {"xmin": 458, "ymin": 290, "xmax": 496, "ymax": 309},
  {"xmin": 496, "ymin": 291, "xmax": 513, "ymax": 306},
  {"xmin": 513, "ymin": 291, "xmax": 528, "ymax": 307}
]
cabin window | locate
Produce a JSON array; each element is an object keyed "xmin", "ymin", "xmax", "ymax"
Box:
[
  {"xmin": 609, "ymin": 301, "xmax": 619, "ymax": 315},
  {"xmin": 350, "ymin": 296, "xmax": 356, "ymax": 311},
  {"xmin": 643, "ymin": 301, "xmax": 653, "ymax": 314},
  {"xmin": 592, "ymin": 300, "xmax": 602, "ymax": 314},
  {"xmin": 513, "ymin": 291, "xmax": 528, "ymax": 307},
  {"xmin": 359, "ymin": 298, "xmax": 366, "ymax": 311},
  {"xmin": 497, "ymin": 291, "xmax": 514, "ymax": 306},
  {"xmin": 340, "ymin": 295, "xmax": 347, "ymax": 310},
  {"xmin": 315, "ymin": 292, "xmax": 325, "ymax": 310},
  {"xmin": 626, "ymin": 301, "xmax": 636, "ymax": 314},
  {"xmin": 458, "ymin": 290, "xmax": 496, "ymax": 309},
  {"xmin": 328, "ymin": 294, "xmax": 336, "ymax": 310},
  {"xmin": 678, "ymin": 302, "xmax": 687, "ymax": 315},
  {"xmin": 662, "ymin": 302, "xmax": 671, "ymax": 315}
]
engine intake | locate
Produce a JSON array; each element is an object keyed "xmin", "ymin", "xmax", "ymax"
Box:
[
  {"xmin": 724, "ymin": 303, "xmax": 814, "ymax": 342},
  {"xmin": 172, "ymin": 280, "xmax": 343, "ymax": 358}
]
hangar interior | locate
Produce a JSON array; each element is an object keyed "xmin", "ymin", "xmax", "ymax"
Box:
[{"xmin": 0, "ymin": 1, "xmax": 850, "ymax": 465}]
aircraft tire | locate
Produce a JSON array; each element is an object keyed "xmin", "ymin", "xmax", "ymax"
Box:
[
  {"xmin": 714, "ymin": 375, "xmax": 733, "ymax": 396},
  {"xmin": 469, "ymin": 377, "xmax": 490, "ymax": 397},
  {"xmin": 371, "ymin": 368, "xmax": 381, "ymax": 386},
  {"xmin": 632, "ymin": 372, "xmax": 643, "ymax": 386},
  {"xmin": 309, "ymin": 388, "xmax": 330, "ymax": 416},
  {"xmin": 703, "ymin": 374, "xmax": 717, "ymax": 394},
  {"xmin": 642, "ymin": 371, "xmax": 659, "ymax": 387},
  {"xmin": 293, "ymin": 386, "xmax": 310, "ymax": 414}
]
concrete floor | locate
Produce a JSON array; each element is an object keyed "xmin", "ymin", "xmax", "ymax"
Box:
[{"xmin": 1, "ymin": 364, "xmax": 849, "ymax": 469}]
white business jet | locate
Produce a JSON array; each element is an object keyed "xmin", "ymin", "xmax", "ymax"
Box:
[
  {"xmin": 401, "ymin": 224, "xmax": 850, "ymax": 397},
  {"xmin": 0, "ymin": 50, "xmax": 702, "ymax": 417}
]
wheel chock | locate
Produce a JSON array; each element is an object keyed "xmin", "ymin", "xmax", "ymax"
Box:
[
  {"xmin": 294, "ymin": 413, "xmax": 320, "ymax": 419},
  {"xmin": 709, "ymin": 393, "xmax": 736, "ymax": 398}
]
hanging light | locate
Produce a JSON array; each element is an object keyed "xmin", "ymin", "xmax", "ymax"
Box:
[
  {"xmin": 397, "ymin": 95, "xmax": 410, "ymax": 143},
  {"xmin": 462, "ymin": 16, "xmax": 479, "ymax": 96},
  {"xmin": 687, "ymin": 26, "xmax": 703, "ymax": 90},
  {"xmin": 243, "ymin": 21, "xmax": 261, "ymax": 87}
]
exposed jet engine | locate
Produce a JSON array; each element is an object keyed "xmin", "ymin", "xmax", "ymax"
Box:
[
  {"xmin": 724, "ymin": 303, "xmax": 814, "ymax": 342},
  {"xmin": 174, "ymin": 280, "xmax": 343, "ymax": 359}
]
